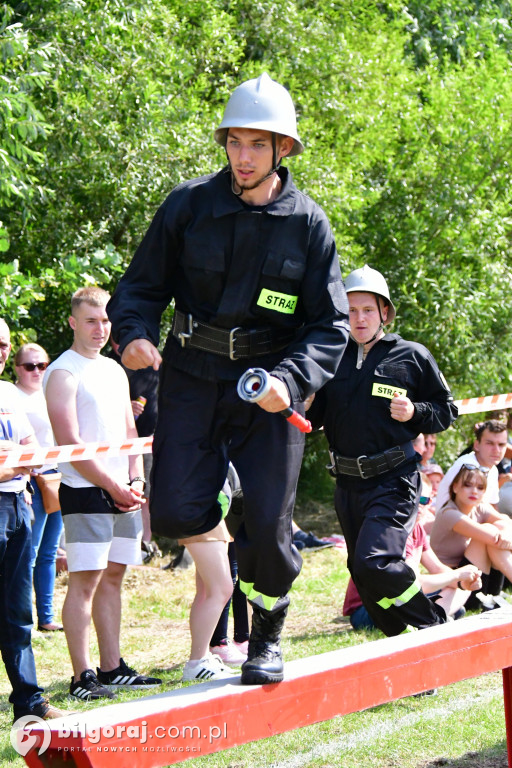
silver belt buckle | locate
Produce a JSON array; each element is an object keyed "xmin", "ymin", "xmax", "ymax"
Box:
[
  {"xmin": 229, "ymin": 327, "xmax": 242, "ymax": 360},
  {"xmin": 177, "ymin": 313, "xmax": 194, "ymax": 347},
  {"xmin": 356, "ymin": 455, "xmax": 368, "ymax": 479}
]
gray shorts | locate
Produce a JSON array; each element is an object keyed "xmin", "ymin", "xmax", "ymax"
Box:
[{"xmin": 59, "ymin": 484, "xmax": 142, "ymax": 572}]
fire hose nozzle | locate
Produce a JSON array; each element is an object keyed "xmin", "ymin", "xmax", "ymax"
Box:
[{"xmin": 237, "ymin": 368, "xmax": 312, "ymax": 433}]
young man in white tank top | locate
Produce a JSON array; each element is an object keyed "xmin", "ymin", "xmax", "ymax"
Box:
[{"xmin": 45, "ymin": 287, "xmax": 162, "ymax": 701}]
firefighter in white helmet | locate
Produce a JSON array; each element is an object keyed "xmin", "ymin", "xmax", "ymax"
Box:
[
  {"xmin": 308, "ymin": 265, "xmax": 457, "ymax": 636},
  {"xmin": 108, "ymin": 74, "xmax": 350, "ymax": 683}
]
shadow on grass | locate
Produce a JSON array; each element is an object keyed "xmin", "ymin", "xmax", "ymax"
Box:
[{"xmin": 421, "ymin": 743, "xmax": 507, "ymax": 768}]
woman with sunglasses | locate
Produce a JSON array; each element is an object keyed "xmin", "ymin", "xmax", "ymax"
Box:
[
  {"xmin": 430, "ymin": 464, "xmax": 512, "ymax": 590},
  {"xmin": 15, "ymin": 343, "xmax": 64, "ymax": 631}
]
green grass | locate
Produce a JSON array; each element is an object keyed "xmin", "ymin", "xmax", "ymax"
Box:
[{"xmin": 0, "ymin": 542, "xmax": 509, "ymax": 768}]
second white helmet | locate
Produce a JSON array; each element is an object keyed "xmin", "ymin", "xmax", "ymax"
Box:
[{"xmin": 344, "ymin": 265, "xmax": 396, "ymax": 324}]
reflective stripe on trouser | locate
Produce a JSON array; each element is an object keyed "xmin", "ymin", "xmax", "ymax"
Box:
[
  {"xmin": 377, "ymin": 578, "xmax": 422, "ymax": 610},
  {"xmin": 151, "ymin": 364, "xmax": 303, "ymax": 603},
  {"xmin": 335, "ymin": 471, "xmax": 445, "ymax": 636},
  {"xmin": 238, "ymin": 581, "xmax": 292, "ymax": 612}
]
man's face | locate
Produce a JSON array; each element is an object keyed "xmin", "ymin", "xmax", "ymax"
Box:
[
  {"xmin": 422, "ymin": 434, "xmax": 437, "ymax": 462},
  {"xmin": 226, "ymin": 128, "xmax": 292, "ymax": 192},
  {"xmin": 69, "ymin": 302, "xmax": 111, "ymax": 357},
  {"xmin": 474, "ymin": 428, "xmax": 508, "ymax": 467},
  {"xmin": 0, "ymin": 320, "xmax": 11, "ymax": 375},
  {"xmin": 348, "ymin": 292, "xmax": 387, "ymax": 345}
]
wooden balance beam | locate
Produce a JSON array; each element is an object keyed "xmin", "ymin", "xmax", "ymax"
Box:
[{"xmin": 21, "ymin": 609, "xmax": 512, "ymax": 768}]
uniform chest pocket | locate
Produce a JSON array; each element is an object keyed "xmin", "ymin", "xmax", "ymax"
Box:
[
  {"xmin": 262, "ymin": 250, "xmax": 306, "ymax": 281},
  {"xmin": 374, "ymin": 362, "xmax": 408, "ymax": 382},
  {"xmin": 180, "ymin": 244, "xmax": 226, "ymax": 304}
]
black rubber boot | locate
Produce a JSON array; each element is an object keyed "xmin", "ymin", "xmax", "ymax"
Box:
[{"xmin": 241, "ymin": 605, "xmax": 288, "ymax": 685}]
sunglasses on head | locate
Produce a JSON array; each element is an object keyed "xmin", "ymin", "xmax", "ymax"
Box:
[
  {"xmin": 19, "ymin": 362, "xmax": 48, "ymax": 372},
  {"xmin": 461, "ymin": 463, "xmax": 490, "ymax": 474}
]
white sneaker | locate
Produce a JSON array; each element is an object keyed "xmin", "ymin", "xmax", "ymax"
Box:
[
  {"xmin": 209, "ymin": 639, "xmax": 247, "ymax": 667},
  {"xmin": 182, "ymin": 654, "xmax": 237, "ymax": 682}
]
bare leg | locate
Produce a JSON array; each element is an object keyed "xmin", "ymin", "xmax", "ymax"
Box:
[
  {"xmin": 62, "ymin": 569, "xmax": 103, "ymax": 680},
  {"xmin": 465, "ymin": 539, "xmax": 491, "ymax": 574},
  {"xmin": 186, "ymin": 541, "xmax": 233, "ymax": 661},
  {"xmin": 466, "ymin": 537, "xmax": 512, "ymax": 585},
  {"xmin": 437, "ymin": 586, "xmax": 470, "ymax": 617},
  {"xmin": 92, "ymin": 561, "xmax": 127, "ymax": 672}
]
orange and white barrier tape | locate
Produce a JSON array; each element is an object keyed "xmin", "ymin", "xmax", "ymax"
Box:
[
  {"xmin": 0, "ymin": 436, "xmax": 153, "ymax": 469},
  {"xmin": 1, "ymin": 391, "xmax": 511, "ymax": 468},
  {"xmin": 454, "ymin": 392, "xmax": 512, "ymax": 416}
]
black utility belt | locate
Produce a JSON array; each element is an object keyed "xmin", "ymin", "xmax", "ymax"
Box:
[
  {"xmin": 171, "ymin": 310, "xmax": 296, "ymax": 361},
  {"xmin": 328, "ymin": 442, "xmax": 416, "ymax": 480}
]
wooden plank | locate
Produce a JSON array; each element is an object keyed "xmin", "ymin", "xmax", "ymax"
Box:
[{"xmin": 23, "ymin": 610, "xmax": 512, "ymax": 768}]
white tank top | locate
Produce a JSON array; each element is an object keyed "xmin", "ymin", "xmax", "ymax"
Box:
[{"xmin": 44, "ymin": 349, "xmax": 130, "ymax": 488}]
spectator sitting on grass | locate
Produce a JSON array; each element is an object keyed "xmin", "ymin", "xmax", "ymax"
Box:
[{"xmin": 343, "ymin": 515, "xmax": 482, "ymax": 630}]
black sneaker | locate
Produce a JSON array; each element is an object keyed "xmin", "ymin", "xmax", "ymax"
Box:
[
  {"xmin": 97, "ymin": 658, "xmax": 162, "ymax": 689},
  {"xmin": 70, "ymin": 669, "xmax": 115, "ymax": 701}
]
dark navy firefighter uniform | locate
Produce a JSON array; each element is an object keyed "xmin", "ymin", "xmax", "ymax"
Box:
[
  {"xmin": 309, "ymin": 333, "xmax": 458, "ymax": 635},
  {"xmin": 108, "ymin": 166, "xmax": 349, "ymax": 611}
]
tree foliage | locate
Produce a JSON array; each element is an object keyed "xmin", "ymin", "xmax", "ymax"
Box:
[{"xmin": 2, "ymin": 0, "xmax": 512, "ymax": 482}]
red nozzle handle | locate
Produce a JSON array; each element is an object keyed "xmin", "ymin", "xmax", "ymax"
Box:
[{"xmin": 280, "ymin": 407, "xmax": 312, "ymax": 433}]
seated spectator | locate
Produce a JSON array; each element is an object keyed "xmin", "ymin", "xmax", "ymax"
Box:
[
  {"xmin": 15, "ymin": 343, "xmax": 64, "ymax": 632},
  {"xmin": 416, "ymin": 473, "xmax": 436, "ymax": 535},
  {"xmin": 434, "ymin": 420, "xmax": 509, "ymax": 602},
  {"xmin": 435, "ymin": 420, "xmax": 508, "ymax": 512},
  {"xmin": 423, "ymin": 464, "xmax": 444, "ymax": 497},
  {"xmin": 419, "ymin": 465, "xmax": 444, "ymax": 535},
  {"xmin": 344, "ymin": 515, "xmax": 481, "ymax": 629},
  {"xmin": 430, "ymin": 465, "xmax": 512, "ymax": 597}
]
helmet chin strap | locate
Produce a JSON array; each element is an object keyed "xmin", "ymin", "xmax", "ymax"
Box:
[
  {"xmin": 227, "ymin": 133, "xmax": 281, "ymax": 197},
  {"xmin": 352, "ymin": 329, "xmax": 382, "ymax": 370},
  {"xmin": 352, "ymin": 293, "xmax": 387, "ymax": 368}
]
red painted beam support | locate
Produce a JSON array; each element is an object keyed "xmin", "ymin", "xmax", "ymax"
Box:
[
  {"xmin": 23, "ymin": 610, "xmax": 512, "ymax": 768},
  {"xmin": 504, "ymin": 666, "xmax": 512, "ymax": 768}
]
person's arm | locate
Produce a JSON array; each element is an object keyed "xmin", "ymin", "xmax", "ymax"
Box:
[
  {"xmin": 107, "ymin": 198, "xmax": 178, "ymax": 362},
  {"xmin": 452, "ymin": 515, "xmax": 504, "ymax": 547},
  {"xmin": 402, "ymin": 347, "xmax": 458, "ymax": 434},
  {"xmin": 0, "ymin": 435, "xmax": 37, "ymax": 482},
  {"xmin": 270, "ymin": 221, "xmax": 350, "ymax": 403},
  {"xmin": 125, "ymin": 398, "xmax": 144, "ymax": 498},
  {"xmin": 45, "ymin": 369, "xmax": 142, "ymax": 511},
  {"xmin": 419, "ymin": 548, "xmax": 481, "ymax": 591}
]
